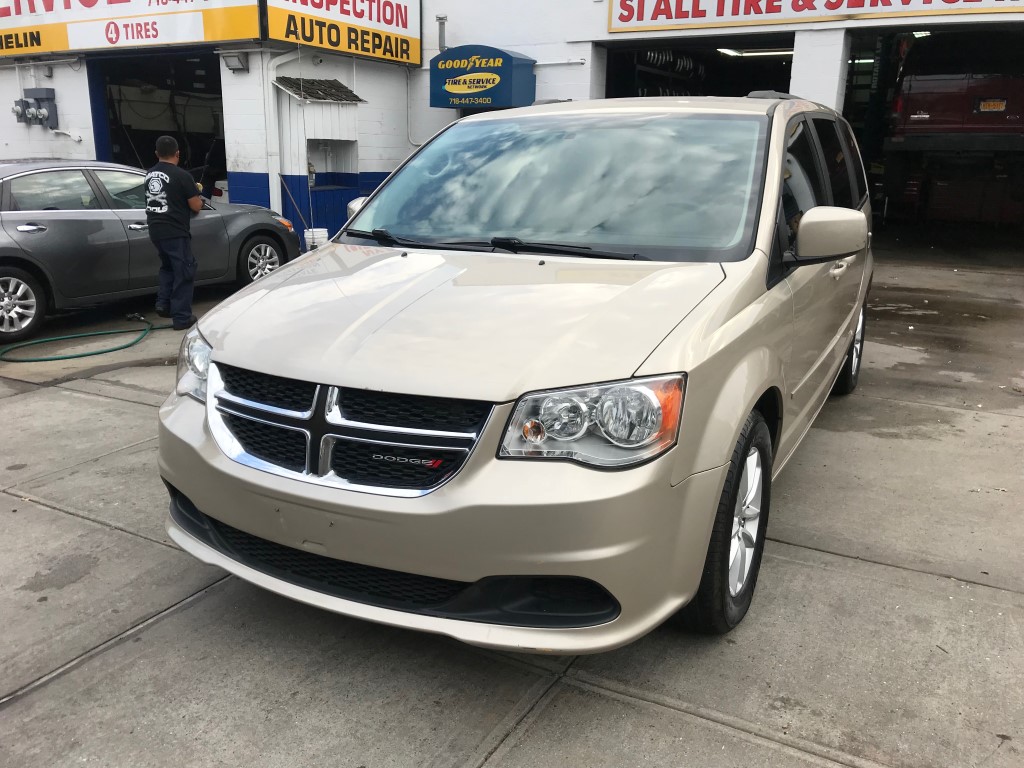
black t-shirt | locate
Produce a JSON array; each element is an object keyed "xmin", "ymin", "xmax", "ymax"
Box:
[{"xmin": 145, "ymin": 161, "xmax": 199, "ymax": 241}]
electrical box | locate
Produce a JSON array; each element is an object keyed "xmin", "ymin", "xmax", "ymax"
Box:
[{"xmin": 17, "ymin": 88, "xmax": 59, "ymax": 130}]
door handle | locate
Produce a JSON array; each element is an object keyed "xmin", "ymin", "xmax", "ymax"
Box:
[
  {"xmin": 829, "ymin": 261, "xmax": 849, "ymax": 280},
  {"xmin": 127, "ymin": 223, "xmax": 149, "ymax": 231},
  {"xmin": 16, "ymin": 223, "xmax": 47, "ymax": 233}
]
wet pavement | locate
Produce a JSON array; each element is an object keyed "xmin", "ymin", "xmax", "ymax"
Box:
[{"xmin": 0, "ymin": 242, "xmax": 1022, "ymax": 768}]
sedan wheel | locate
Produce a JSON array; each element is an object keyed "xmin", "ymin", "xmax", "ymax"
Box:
[
  {"xmin": 246, "ymin": 242, "xmax": 281, "ymax": 281},
  {"xmin": 0, "ymin": 268, "xmax": 46, "ymax": 342}
]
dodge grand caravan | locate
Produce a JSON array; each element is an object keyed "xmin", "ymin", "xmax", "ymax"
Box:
[{"xmin": 159, "ymin": 95, "xmax": 872, "ymax": 654}]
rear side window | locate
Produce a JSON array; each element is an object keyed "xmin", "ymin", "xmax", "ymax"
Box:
[
  {"xmin": 94, "ymin": 170, "xmax": 148, "ymax": 209},
  {"xmin": 782, "ymin": 119, "xmax": 825, "ymax": 244},
  {"xmin": 811, "ymin": 118, "xmax": 854, "ymax": 209},
  {"xmin": 837, "ymin": 121, "xmax": 867, "ymax": 205},
  {"xmin": 8, "ymin": 170, "xmax": 100, "ymax": 211}
]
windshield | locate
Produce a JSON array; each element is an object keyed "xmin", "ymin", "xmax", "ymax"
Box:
[{"xmin": 344, "ymin": 112, "xmax": 768, "ymax": 262}]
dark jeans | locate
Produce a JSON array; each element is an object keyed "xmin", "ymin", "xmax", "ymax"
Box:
[{"xmin": 153, "ymin": 236, "xmax": 196, "ymax": 325}]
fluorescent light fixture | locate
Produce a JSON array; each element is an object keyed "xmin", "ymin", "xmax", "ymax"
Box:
[
  {"xmin": 851, "ymin": 58, "xmax": 874, "ymax": 64},
  {"xmin": 221, "ymin": 51, "xmax": 249, "ymax": 73},
  {"xmin": 913, "ymin": 31, "xmax": 931, "ymax": 38},
  {"xmin": 718, "ymin": 48, "xmax": 793, "ymax": 57}
]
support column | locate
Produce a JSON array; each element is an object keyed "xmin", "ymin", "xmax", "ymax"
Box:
[
  {"xmin": 789, "ymin": 29, "xmax": 851, "ymax": 111},
  {"xmin": 221, "ymin": 51, "xmax": 271, "ymax": 209}
]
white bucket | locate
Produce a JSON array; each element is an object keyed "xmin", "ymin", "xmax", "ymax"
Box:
[{"xmin": 306, "ymin": 228, "xmax": 330, "ymax": 250}]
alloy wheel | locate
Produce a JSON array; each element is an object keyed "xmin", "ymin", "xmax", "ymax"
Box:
[
  {"xmin": 729, "ymin": 447, "xmax": 763, "ymax": 597},
  {"xmin": 247, "ymin": 243, "xmax": 281, "ymax": 281},
  {"xmin": 0, "ymin": 276, "xmax": 37, "ymax": 334}
]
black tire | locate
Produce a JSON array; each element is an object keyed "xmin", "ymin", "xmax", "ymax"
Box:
[
  {"xmin": 0, "ymin": 266, "xmax": 47, "ymax": 343},
  {"xmin": 683, "ymin": 411, "xmax": 773, "ymax": 634},
  {"xmin": 237, "ymin": 235, "xmax": 284, "ymax": 286},
  {"xmin": 832, "ymin": 304, "xmax": 866, "ymax": 396}
]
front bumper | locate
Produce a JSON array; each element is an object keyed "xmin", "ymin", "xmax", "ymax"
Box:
[
  {"xmin": 282, "ymin": 228, "xmax": 301, "ymax": 261},
  {"xmin": 159, "ymin": 394, "xmax": 727, "ymax": 654}
]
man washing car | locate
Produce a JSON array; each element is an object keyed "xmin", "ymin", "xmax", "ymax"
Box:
[{"xmin": 146, "ymin": 135, "xmax": 203, "ymax": 330}]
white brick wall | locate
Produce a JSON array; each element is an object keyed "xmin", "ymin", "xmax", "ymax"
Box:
[
  {"xmin": 220, "ymin": 53, "xmax": 270, "ymax": 175},
  {"xmin": 0, "ymin": 61, "xmax": 95, "ymax": 160}
]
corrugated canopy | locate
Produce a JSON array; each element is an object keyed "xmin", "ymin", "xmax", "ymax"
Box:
[{"xmin": 275, "ymin": 77, "xmax": 363, "ymax": 103}]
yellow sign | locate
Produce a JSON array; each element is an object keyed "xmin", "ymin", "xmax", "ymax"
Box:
[
  {"xmin": 444, "ymin": 73, "xmax": 501, "ymax": 95},
  {"xmin": 0, "ymin": 0, "xmax": 259, "ymax": 57},
  {"xmin": 267, "ymin": 0, "xmax": 422, "ymax": 66}
]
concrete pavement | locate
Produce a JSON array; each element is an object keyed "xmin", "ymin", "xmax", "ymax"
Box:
[{"xmin": 0, "ymin": 253, "xmax": 1021, "ymax": 768}]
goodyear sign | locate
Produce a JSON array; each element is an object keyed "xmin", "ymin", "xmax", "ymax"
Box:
[
  {"xmin": 267, "ymin": 0, "xmax": 421, "ymax": 65},
  {"xmin": 430, "ymin": 45, "xmax": 536, "ymax": 109},
  {"xmin": 0, "ymin": 0, "xmax": 258, "ymax": 57}
]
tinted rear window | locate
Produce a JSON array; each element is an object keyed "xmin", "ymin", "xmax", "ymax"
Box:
[
  {"xmin": 837, "ymin": 121, "xmax": 867, "ymax": 204},
  {"xmin": 811, "ymin": 118, "xmax": 854, "ymax": 210}
]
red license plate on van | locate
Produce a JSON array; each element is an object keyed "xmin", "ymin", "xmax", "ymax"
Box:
[{"xmin": 978, "ymin": 99, "xmax": 1007, "ymax": 112}]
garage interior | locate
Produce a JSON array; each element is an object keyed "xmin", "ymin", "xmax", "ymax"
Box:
[
  {"xmin": 841, "ymin": 25, "xmax": 1023, "ymax": 268},
  {"xmin": 86, "ymin": 50, "xmax": 227, "ymax": 198},
  {"xmin": 844, "ymin": 26, "xmax": 1024, "ymax": 228},
  {"xmin": 605, "ymin": 33, "xmax": 795, "ymax": 99}
]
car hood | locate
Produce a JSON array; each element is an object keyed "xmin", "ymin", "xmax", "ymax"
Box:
[{"xmin": 201, "ymin": 243, "xmax": 725, "ymax": 402}]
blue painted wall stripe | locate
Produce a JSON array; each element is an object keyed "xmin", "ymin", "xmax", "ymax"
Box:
[
  {"xmin": 227, "ymin": 171, "xmax": 271, "ymax": 210},
  {"xmin": 87, "ymin": 60, "xmax": 112, "ymax": 163},
  {"xmin": 228, "ymin": 171, "xmax": 388, "ymax": 250}
]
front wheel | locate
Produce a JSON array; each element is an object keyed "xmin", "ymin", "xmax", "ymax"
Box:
[
  {"xmin": 832, "ymin": 304, "xmax": 866, "ymax": 396},
  {"xmin": 0, "ymin": 267, "xmax": 47, "ymax": 343},
  {"xmin": 683, "ymin": 410, "xmax": 773, "ymax": 634},
  {"xmin": 238, "ymin": 235, "xmax": 284, "ymax": 286}
]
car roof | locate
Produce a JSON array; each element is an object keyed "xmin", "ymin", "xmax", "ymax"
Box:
[
  {"xmin": 0, "ymin": 159, "xmax": 146, "ymax": 179},
  {"xmin": 461, "ymin": 95, "xmax": 832, "ymax": 123}
]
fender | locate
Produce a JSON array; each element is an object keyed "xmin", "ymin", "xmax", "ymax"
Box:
[{"xmin": 636, "ymin": 250, "xmax": 792, "ymax": 486}]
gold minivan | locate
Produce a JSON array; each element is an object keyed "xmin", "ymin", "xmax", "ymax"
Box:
[{"xmin": 160, "ymin": 95, "xmax": 871, "ymax": 653}]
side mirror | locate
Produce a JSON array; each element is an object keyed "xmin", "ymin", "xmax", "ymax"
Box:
[
  {"xmin": 788, "ymin": 207, "xmax": 868, "ymax": 266},
  {"xmin": 346, "ymin": 196, "xmax": 368, "ymax": 220}
]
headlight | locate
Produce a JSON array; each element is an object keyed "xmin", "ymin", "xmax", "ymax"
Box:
[
  {"xmin": 273, "ymin": 215, "xmax": 294, "ymax": 231},
  {"xmin": 176, "ymin": 327, "xmax": 212, "ymax": 402},
  {"xmin": 499, "ymin": 375, "xmax": 685, "ymax": 468}
]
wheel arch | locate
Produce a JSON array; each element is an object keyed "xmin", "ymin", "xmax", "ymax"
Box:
[
  {"xmin": 752, "ymin": 386, "xmax": 784, "ymax": 459},
  {"xmin": 0, "ymin": 254, "xmax": 57, "ymax": 310},
  {"xmin": 236, "ymin": 228, "xmax": 289, "ymax": 277}
]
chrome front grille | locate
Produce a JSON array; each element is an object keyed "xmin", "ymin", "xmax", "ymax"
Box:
[{"xmin": 207, "ymin": 363, "xmax": 491, "ymax": 497}]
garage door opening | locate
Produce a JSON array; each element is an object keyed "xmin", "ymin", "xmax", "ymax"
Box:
[
  {"xmin": 605, "ymin": 34, "xmax": 795, "ymax": 99},
  {"xmin": 844, "ymin": 25, "xmax": 1024, "ymax": 258},
  {"xmin": 87, "ymin": 50, "xmax": 227, "ymax": 200}
]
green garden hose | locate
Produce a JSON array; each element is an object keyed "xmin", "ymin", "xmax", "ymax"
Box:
[{"xmin": 0, "ymin": 314, "xmax": 175, "ymax": 363}]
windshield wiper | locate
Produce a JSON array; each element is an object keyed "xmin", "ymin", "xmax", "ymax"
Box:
[
  {"xmin": 344, "ymin": 228, "xmax": 442, "ymax": 249},
  {"xmin": 489, "ymin": 237, "xmax": 641, "ymax": 261},
  {"xmin": 345, "ymin": 228, "xmax": 492, "ymax": 252}
]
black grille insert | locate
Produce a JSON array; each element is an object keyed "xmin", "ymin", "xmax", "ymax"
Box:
[
  {"xmin": 208, "ymin": 516, "xmax": 469, "ymax": 608},
  {"xmin": 337, "ymin": 388, "xmax": 490, "ymax": 433},
  {"xmin": 222, "ymin": 413, "xmax": 307, "ymax": 473},
  {"xmin": 330, "ymin": 440, "xmax": 466, "ymax": 490},
  {"xmin": 219, "ymin": 364, "xmax": 318, "ymax": 412}
]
